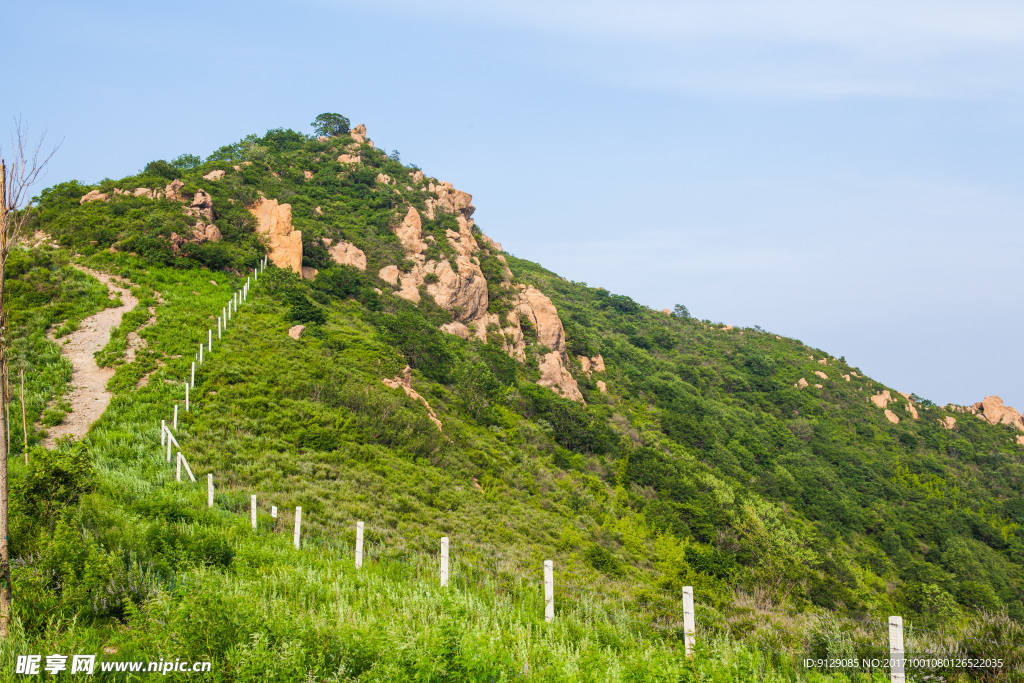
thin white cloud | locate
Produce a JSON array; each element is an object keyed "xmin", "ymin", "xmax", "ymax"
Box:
[{"xmin": 334, "ymin": 0, "xmax": 1024, "ymax": 97}]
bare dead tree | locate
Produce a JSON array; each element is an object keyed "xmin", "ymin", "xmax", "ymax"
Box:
[{"xmin": 0, "ymin": 119, "xmax": 60, "ymax": 638}]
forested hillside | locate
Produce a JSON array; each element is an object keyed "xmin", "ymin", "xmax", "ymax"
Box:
[{"xmin": 2, "ymin": 117, "xmax": 1021, "ymax": 681}]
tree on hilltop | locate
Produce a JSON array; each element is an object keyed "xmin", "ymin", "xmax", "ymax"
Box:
[{"xmin": 311, "ymin": 113, "xmax": 350, "ymax": 138}]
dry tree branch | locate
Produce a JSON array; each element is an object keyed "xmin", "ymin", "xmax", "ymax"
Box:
[{"xmin": 1, "ymin": 117, "xmax": 62, "ymax": 263}]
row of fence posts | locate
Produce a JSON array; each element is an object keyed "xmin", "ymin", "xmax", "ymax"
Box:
[{"xmin": 156, "ymin": 256, "xmax": 918, "ymax": 681}]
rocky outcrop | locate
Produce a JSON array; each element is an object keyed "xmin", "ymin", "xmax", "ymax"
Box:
[
  {"xmin": 884, "ymin": 409, "xmax": 900, "ymax": 424},
  {"xmin": 372, "ymin": 178, "xmax": 582, "ymax": 401},
  {"xmin": 815, "ymin": 370, "xmax": 828, "ymax": 380},
  {"xmin": 795, "ymin": 378, "xmax": 809, "ymax": 389},
  {"xmin": 906, "ymin": 403, "xmax": 919, "ymax": 420},
  {"xmin": 337, "ymin": 154, "xmax": 360, "ymax": 164},
  {"xmin": 288, "ymin": 324, "xmax": 305, "ymax": 339},
  {"xmin": 382, "ymin": 365, "xmax": 442, "ymax": 430},
  {"xmin": 939, "ymin": 416, "xmax": 957, "ymax": 430},
  {"xmin": 597, "ymin": 380, "xmax": 607, "ymax": 393},
  {"xmin": 203, "ymin": 169, "xmax": 225, "ymax": 181},
  {"xmin": 376, "ymin": 173, "xmax": 393, "ymax": 185},
  {"xmin": 842, "ymin": 374, "xmax": 851, "ymax": 382},
  {"xmin": 249, "ymin": 197, "xmax": 303, "ymax": 276},
  {"xmin": 327, "ymin": 240, "xmax": 367, "ymax": 271},
  {"xmin": 1017, "ymin": 435, "xmax": 1024, "ymax": 445}
]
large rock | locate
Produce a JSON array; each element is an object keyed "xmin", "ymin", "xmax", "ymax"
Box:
[
  {"xmin": 164, "ymin": 179, "xmax": 185, "ymax": 202},
  {"xmin": 337, "ymin": 154, "xmax": 360, "ymax": 164},
  {"xmin": 869, "ymin": 390, "xmax": 893, "ymax": 409},
  {"xmin": 884, "ymin": 409, "xmax": 900, "ymax": 424},
  {"xmin": 328, "ymin": 240, "xmax": 367, "ymax": 271},
  {"xmin": 187, "ymin": 189, "xmax": 214, "ymax": 222},
  {"xmin": 973, "ymin": 396, "xmax": 1024, "ymax": 430},
  {"xmin": 814, "ymin": 370, "xmax": 828, "ymax": 380},
  {"xmin": 350, "ymin": 124, "xmax": 367, "ymax": 143},
  {"xmin": 203, "ymin": 169, "xmax": 225, "ymax": 181},
  {"xmin": 939, "ymin": 415, "xmax": 957, "ymax": 429},
  {"xmin": 538, "ymin": 351, "xmax": 584, "ymax": 402},
  {"xmin": 248, "ymin": 197, "xmax": 303, "ymax": 275},
  {"xmin": 395, "ymin": 207, "xmax": 428, "ymax": 254},
  {"xmin": 80, "ymin": 190, "xmax": 108, "ymax": 204}
]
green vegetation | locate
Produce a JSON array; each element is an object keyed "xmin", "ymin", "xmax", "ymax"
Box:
[{"xmin": 1, "ymin": 118, "xmax": 1021, "ymax": 680}]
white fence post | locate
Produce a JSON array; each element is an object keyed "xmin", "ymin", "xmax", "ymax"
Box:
[
  {"xmin": 166, "ymin": 432, "xmax": 172, "ymax": 463},
  {"xmin": 355, "ymin": 521, "xmax": 364, "ymax": 569},
  {"xmin": 176, "ymin": 452, "xmax": 181, "ymax": 482},
  {"xmin": 199, "ymin": 342, "xmax": 203, "ymax": 365},
  {"xmin": 294, "ymin": 507, "xmax": 302, "ymax": 549},
  {"xmin": 889, "ymin": 616, "xmax": 905, "ymax": 683},
  {"xmin": 251, "ymin": 495, "xmax": 257, "ymax": 529},
  {"xmin": 208, "ymin": 329, "xmax": 212, "ymax": 353},
  {"xmin": 271, "ymin": 506, "xmax": 277, "ymax": 518},
  {"xmin": 173, "ymin": 405, "xmax": 178, "ymax": 430},
  {"xmin": 161, "ymin": 420, "xmax": 166, "ymax": 446},
  {"xmin": 178, "ymin": 452, "xmax": 195, "ymax": 482},
  {"xmin": 185, "ymin": 383, "xmax": 190, "ymax": 412},
  {"xmin": 207, "ymin": 474, "xmax": 213, "ymax": 507},
  {"xmin": 544, "ymin": 560, "xmax": 554, "ymax": 623},
  {"xmin": 440, "ymin": 537, "xmax": 449, "ymax": 587},
  {"xmin": 190, "ymin": 362, "xmax": 195, "ymax": 389},
  {"xmin": 683, "ymin": 586, "xmax": 696, "ymax": 659},
  {"xmin": 218, "ymin": 316, "xmax": 222, "ymax": 340}
]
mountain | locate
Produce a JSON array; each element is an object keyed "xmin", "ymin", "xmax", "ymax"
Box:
[{"xmin": 5, "ymin": 119, "xmax": 1023, "ymax": 680}]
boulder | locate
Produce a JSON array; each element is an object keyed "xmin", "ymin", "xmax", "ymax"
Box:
[
  {"xmin": 597, "ymin": 380, "xmax": 607, "ymax": 393},
  {"xmin": 328, "ymin": 240, "xmax": 367, "ymax": 271},
  {"xmin": 973, "ymin": 395, "xmax": 1024, "ymax": 430},
  {"xmin": 80, "ymin": 189, "xmax": 108, "ymax": 204},
  {"xmin": 133, "ymin": 187, "xmax": 160, "ymax": 199},
  {"xmin": 906, "ymin": 403, "xmax": 919, "ymax": 420},
  {"xmin": 337, "ymin": 154, "xmax": 360, "ymax": 164},
  {"xmin": 187, "ymin": 189, "xmax": 214, "ymax": 222},
  {"xmin": 1017, "ymin": 435, "xmax": 1024, "ymax": 445},
  {"xmin": 304, "ymin": 170, "xmax": 313, "ymax": 180},
  {"xmin": 577, "ymin": 355, "xmax": 593, "ymax": 377},
  {"xmin": 440, "ymin": 321, "xmax": 471, "ymax": 339},
  {"xmin": 288, "ymin": 324, "xmax": 305, "ymax": 340},
  {"xmin": 795, "ymin": 377, "xmax": 809, "ymax": 389},
  {"xmin": 591, "ymin": 355, "xmax": 606, "ymax": 373},
  {"xmin": 203, "ymin": 169, "xmax": 225, "ymax": 181},
  {"xmin": 248, "ymin": 197, "xmax": 302, "ymax": 274},
  {"xmin": 378, "ymin": 265, "xmax": 400, "ymax": 286},
  {"xmin": 721, "ymin": 325, "xmax": 733, "ymax": 331},
  {"xmin": 884, "ymin": 409, "xmax": 900, "ymax": 424},
  {"xmin": 815, "ymin": 384, "xmax": 824, "ymax": 389},
  {"xmin": 411, "ymin": 170, "xmax": 424, "ymax": 183},
  {"xmin": 314, "ymin": 206, "xmax": 323, "ymax": 215},
  {"xmin": 318, "ymin": 136, "xmax": 329, "ymax": 142},
  {"xmin": 164, "ymin": 179, "xmax": 185, "ymax": 202},
  {"xmin": 350, "ymin": 124, "xmax": 367, "ymax": 143},
  {"xmin": 818, "ymin": 359, "xmax": 827, "ymax": 365},
  {"xmin": 869, "ymin": 390, "xmax": 893, "ymax": 409},
  {"xmin": 842, "ymin": 374, "xmax": 851, "ymax": 382},
  {"xmin": 301, "ymin": 266, "xmax": 318, "ymax": 280},
  {"xmin": 376, "ymin": 173, "xmax": 393, "ymax": 185},
  {"xmin": 814, "ymin": 371, "xmax": 828, "ymax": 380},
  {"xmin": 538, "ymin": 351, "xmax": 585, "ymax": 402},
  {"xmin": 660, "ymin": 308, "xmax": 672, "ymax": 315},
  {"xmin": 939, "ymin": 416, "xmax": 957, "ymax": 430}
]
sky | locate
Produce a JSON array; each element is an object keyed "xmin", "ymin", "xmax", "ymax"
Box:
[{"xmin": 7, "ymin": 0, "xmax": 1023, "ymax": 409}]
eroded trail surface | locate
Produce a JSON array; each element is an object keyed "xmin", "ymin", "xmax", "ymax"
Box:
[{"xmin": 43, "ymin": 267, "xmax": 139, "ymax": 447}]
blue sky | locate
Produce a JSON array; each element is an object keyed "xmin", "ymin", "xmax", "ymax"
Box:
[{"xmin": 8, "ymin": 0, "xmax": 1023, "ymax": 409}]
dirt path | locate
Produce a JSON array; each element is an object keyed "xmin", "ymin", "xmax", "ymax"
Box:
[{"xmin": 43, "ymin": 267, "xmax": 139, "ymax": 447}]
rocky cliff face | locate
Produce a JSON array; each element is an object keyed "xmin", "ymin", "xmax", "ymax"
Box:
[
  {"xmin": 249, "ymin": 197, "xmax": 304, "ymax": 276},
  {"xmin": 354, "ymin": 146, "xmax": 583, "ymax": 401}
]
